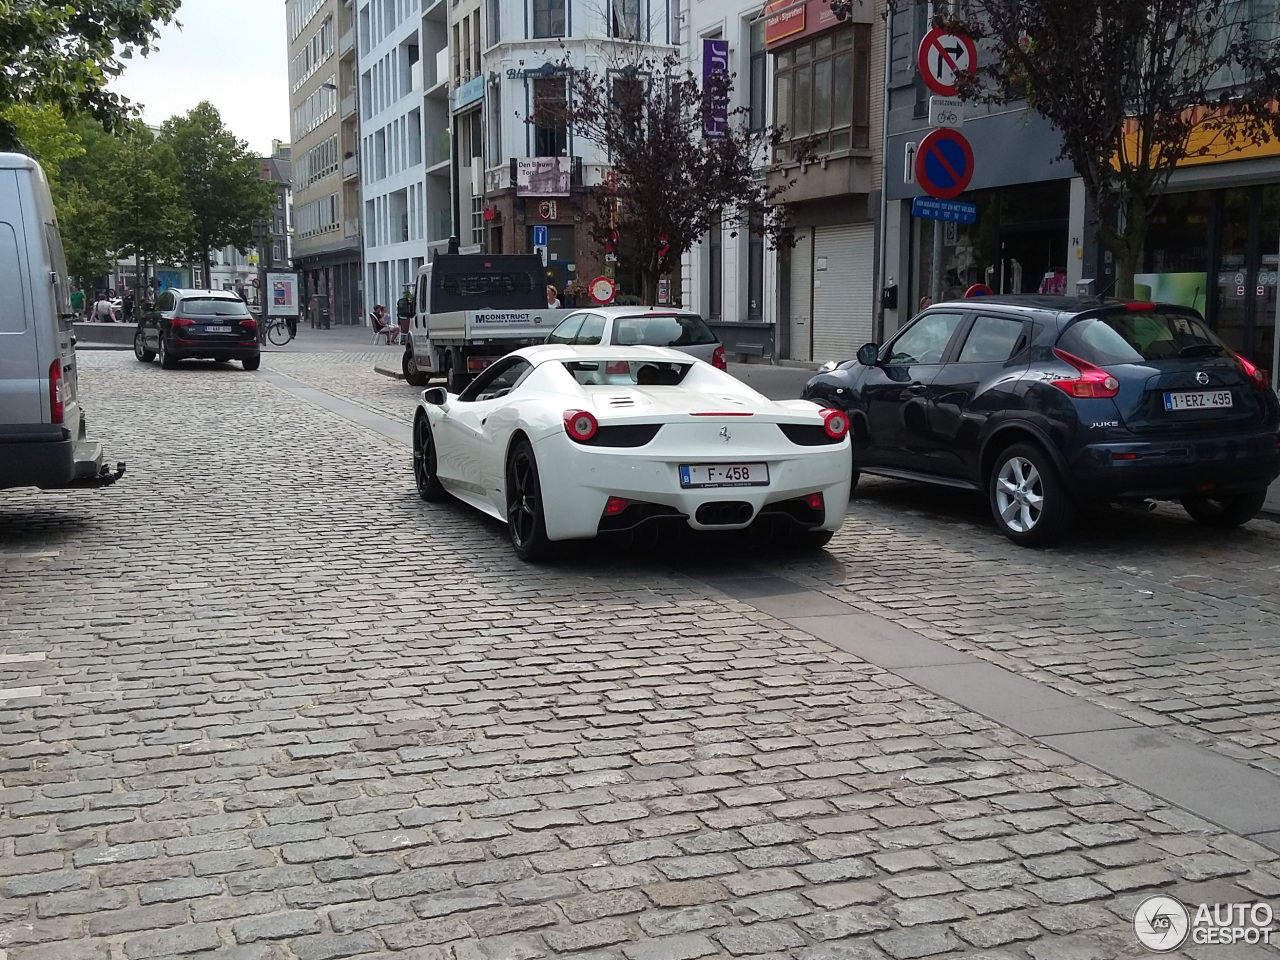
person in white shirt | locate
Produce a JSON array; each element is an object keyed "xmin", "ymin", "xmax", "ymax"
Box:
[
  {"xmin": 546, "ymin": 285, "xmax": 561, "ymax": 309},
  {"xmin": 94, "ymin": 295, "xmax": 117, "ymax": 323}
]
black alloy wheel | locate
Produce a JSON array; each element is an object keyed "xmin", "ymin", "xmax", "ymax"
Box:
[
  {"xmin": 133, "ymin": 329, "xmax": 155, "ymax": 363},
  {"xmin": 1181, "ymin": 489, "xmax": 1267, "ymax": 527},
  {"xmin": 413, "ymin": 416, "xmax": 446, "ymax": 502},
  {"xmin": 506, "ymin": 440, "xmax": 551, "ymax": 561}
]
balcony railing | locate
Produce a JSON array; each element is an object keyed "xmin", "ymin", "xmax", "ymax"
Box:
[
  {"xmin": 344, "ymin": 219, "xmax": 360, "ymax": 239},
  {"xmin": 342, "ymin": 155, "xmax": 359, "ymax": 180},
  {"xmin": 339, "ymin": 28, "xmax": 354, "ymax": 56},
  {"xmin": 341, "ymin": 92, "xmax": 356, "ymax": 119}
]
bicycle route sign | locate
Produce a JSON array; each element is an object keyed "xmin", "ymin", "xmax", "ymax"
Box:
[
  {"xmin": 929, "ymin": 96, "xmax": 964, "ymax": 128},
  {"xmin": 918, "ymin": 28, "xmax": 976, "ymax": 97},
  {"xmin": 915, "ymin": 128, "xmax": 975, "ymax": 200}
]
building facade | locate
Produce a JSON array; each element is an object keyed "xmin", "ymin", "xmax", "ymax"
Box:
[
  {"xmin": 287, "ymin": 0, "xmax": 363, "ymax": 325},
  {"xmin": 479, "ymin": 0, "xmax": 677, "ymax": 305},
  {"xmin": 679, "ymin": 2, "xmax": 777, "ymax": 354}
]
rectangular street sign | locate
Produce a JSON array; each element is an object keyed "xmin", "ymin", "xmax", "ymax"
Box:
[
  {"xmin": 929, "ymin": 96, "xmax": 965, "ymax": 128},
  {"xmin": 912, "ymin": 196, "xmax": 977, "ymax": 224},
  {"xmin": 904, "ymin": 142, "xmax": 917, "ymax": 184},
  {"xmin": 532, "ymin": 225, "xmax": 548, "ymax": 246}
]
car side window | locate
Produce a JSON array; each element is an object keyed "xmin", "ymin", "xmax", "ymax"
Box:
[
  {"xmin": 887, "ymin": 312, "xmax": 964, "ymax": 365},
  {"xmin": 155, "ymin": 292, "xmax": 174, "ymax": 312},
  {"xmin": 546, "ymin": 313, "xmax": 586, "ymax": 344},
  {"xmin": 574, "ymin": 314, "xmax": 605, "ymax": 345},
  {"xmin": 459, "ymin": 358, "xmax": 533, "ymax": 402},
  {"xmin": 957, "ymin": 315, "xmax": 1027, "ymax": 363}
]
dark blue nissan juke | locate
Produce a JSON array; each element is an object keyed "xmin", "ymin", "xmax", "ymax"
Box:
[{"xmin": 801, "ymin": 296, "xmax": 1280, "ymax": 546}]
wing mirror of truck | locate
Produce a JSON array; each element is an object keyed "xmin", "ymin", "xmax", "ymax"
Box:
[
  {"xmin": 423, "ymin": 386, "xmax": 449, "ymax": 407},
  {"xmin": 856, "ymin": 343, "xmax": 880, "ymax": 367}
]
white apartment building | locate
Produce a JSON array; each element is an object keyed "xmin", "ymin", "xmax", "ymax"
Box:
[
  {"xmin": 357, "ymin": 0, "xmax": 451, "ymax": 312},
  {"xmin": 479, "ymin": 0, "xmax": 677, "ymax": 303}
]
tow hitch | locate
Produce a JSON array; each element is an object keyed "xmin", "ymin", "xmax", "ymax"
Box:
[{"xmin": 75, "ymin": 462, "xmax": 126, "ymax": 488}]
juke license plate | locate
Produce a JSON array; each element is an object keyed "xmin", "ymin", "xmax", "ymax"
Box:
[
  {"xmin": 204, "ymin": 325, "xmax": 232, "ymax": 334},
  {"xmin": 1164, "ymin": 390, "xmax": 1233, "ymax": 411},
  {"xmin": 679, "ymin": 463, "xmax": 769, "ymax": 488}
]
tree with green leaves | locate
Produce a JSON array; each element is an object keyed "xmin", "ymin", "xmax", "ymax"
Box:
[
  {"xmin": 161, "ymin": 102, "xmax": 272, "ymax": 286},
  {"xmin": 109, "ymin": 126, "xmax": 190, "ymax": 307},
  {"xmin": 882, "ymin": 0, "xmax": 1280, "ymax": 297},
  {"xmin": 0, "ymin": 0, "xmax": 181, "ymax": 150}
]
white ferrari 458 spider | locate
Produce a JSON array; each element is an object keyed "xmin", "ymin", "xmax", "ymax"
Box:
[{"xmin": 412, "ymin": 344, "xmax": 852, "ymax": 560}]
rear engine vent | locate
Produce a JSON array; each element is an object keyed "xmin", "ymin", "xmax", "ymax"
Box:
[
  {"xmin": 778, "ymin": 423, "xmax": 841, "ymax": 445},
  {"xmin": 583, "ymin": 424, "xmax": 662, "ymax": 447},
  {"xmin": 695, "ymin": 501, "xmax": 754, "ymax": 525},
  {"xmin": 607, "ymin": 396, "xmax": 636, "ymax": 407}
]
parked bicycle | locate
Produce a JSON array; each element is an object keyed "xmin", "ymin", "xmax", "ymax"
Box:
[{"xmin": 260, "ymin": 316, "xmax": 294, "ymax": 346}]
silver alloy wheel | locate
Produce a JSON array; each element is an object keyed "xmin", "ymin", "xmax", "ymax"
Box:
[{"xmin": 995, "ymin": 455, "xmax": 1044, "ymax": 533}]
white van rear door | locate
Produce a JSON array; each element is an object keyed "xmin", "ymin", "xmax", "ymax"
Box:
[{"xmin": 0, "ymin": 210, "xmax": 40, "ymax": 427}]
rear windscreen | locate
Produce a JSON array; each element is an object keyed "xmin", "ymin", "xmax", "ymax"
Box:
[
  {"xmin": 431, "ymin": 270, "xmax": 540, "ymax": 312},
  {"xmin": 180, "ymin": 298, "xmax": 251, "ymax": 317},
  {"xmin": 1057, "ymin": 311, "xmax": 1226, "ymax": 364},
  {"xmin": 610, "ymin": 314, "xmax": 717, "ymax": 347},
  {"xmin": 562, "ymin": 360, "xmax": 692, "ymax": 386}
]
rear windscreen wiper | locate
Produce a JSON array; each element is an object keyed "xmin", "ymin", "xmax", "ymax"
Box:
[{"xmin": 1177, "ymin": 343, "xmax": 1223, "ymax": 358}]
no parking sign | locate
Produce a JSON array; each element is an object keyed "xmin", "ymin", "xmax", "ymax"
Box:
[{"xmin": 914, "ymin": 128, "xmax": 974, "ymax": 200}]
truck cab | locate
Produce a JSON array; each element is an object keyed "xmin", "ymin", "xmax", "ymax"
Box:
[{"xmin": 402, "ymin": 253, "xmax": 573, "ymax": 390}]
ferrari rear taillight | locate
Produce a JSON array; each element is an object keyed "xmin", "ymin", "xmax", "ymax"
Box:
[
  {"xmin": 805, "ymin": 492, "xmax": 824, "ymax": 511},
  {"xmin": 604, "ymin": 497, "xmax": 629, "ymax": 515},
  {"xmin": 1051, "ymin": 348, "xmax": 1120, "ymax": 399},
  {"xmin": 1235, "ymin": 352, "xmax": 1270, "ymax": 389},
  {"xmin": 563, "ymin": 409, "xmax": 599, "ymax": 442},
  {"xmin": 48, "ymin": 359, "xmax": 63, "ymax": 424},
  {"xmin": 820, "ymin": 408, "xmax": 849, "ymax": 439},
  {"xmin": 711, "ymin": 346, "xmax": 727, "ymax": 371}
]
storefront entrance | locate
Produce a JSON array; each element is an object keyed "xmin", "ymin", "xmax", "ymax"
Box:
[{"xmin": 1144, "ymin": 184, "xmax": 1279, "ymax": 373}]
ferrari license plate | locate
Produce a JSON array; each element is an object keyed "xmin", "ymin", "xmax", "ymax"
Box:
[
  {"xmin": 679, "ymin": 463, "xmax": 769, "ymax": 488},
  {"xmin": 1164, "ymin": 390, "xmax": 1233, "ymax": 411},
  {"xmin": 204, "ymin": 325, "xmax": 232, "ymax": 334}
]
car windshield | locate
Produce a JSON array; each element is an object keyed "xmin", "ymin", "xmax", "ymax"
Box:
[
  {"xmin": 1058, "ymin": 311, "xmax": 1226, "ymax": 364},
  {"xmin": 182, "ymin": 298, "xmax": 251, "ymax": 318},
  {"xmin": 610, "ymin": 314, "xmax": 717, "ymax": 347},
  {"xmin": 562, "ymin": 360, "xmax": 692, "ymax": 386}
]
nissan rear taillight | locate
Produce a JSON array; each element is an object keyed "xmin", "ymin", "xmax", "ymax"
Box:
[
  {"xmin": 48, "ymin": 359, "xmax": 63, "ymax": 424},
  {"xmin": 1235, "ymin": 352, "xmax": 1270, "ymax": 390},
  {"xmin": 711, "ymin": 346, "xmax": 727, "ymax": 371},
  {"xmin": 1051, "ymin": 348, "xmax": 1120, "ymax": 399}
]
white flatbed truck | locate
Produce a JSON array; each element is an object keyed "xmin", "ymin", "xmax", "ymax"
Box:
[{"xmin": 401, "ymin": 253, "xmax": 575, "ymax": 391}]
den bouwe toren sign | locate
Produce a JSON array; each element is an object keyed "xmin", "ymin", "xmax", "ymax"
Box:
[{"xmin": 763, "ymin": 0, "xmax": 840, "ymax": 49}]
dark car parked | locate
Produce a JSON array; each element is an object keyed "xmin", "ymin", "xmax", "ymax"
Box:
[
  {"xmin": 133, "ymin": 289, "xmax": 260, "ymax": 371},
  {"xmin": 803, "ymin": 296, "xmax": 1280, "ymax": 545}
]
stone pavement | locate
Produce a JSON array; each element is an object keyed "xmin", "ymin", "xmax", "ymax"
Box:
[{"xmin": 3, "ymin": 348, "xmax": 1280, "ymax": 959}]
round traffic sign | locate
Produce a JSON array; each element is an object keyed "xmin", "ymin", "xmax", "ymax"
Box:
[
  {"xmin": 251, "ymin": 277, "xmax": 261, "ymax": 288},
  {"xmin": 915, "ymin": 128, "xmax": 974, "ymax": 200},
  {"xmin": 964, "ymin": 283, "xmax": 994, "ymax": 298},
  {"xmin": 918, "ymin": 28, "xmax": 977, "ymax": 97},
  {"xmin": 589, "ymin": 276, "xmax": 617, "ymax": 305}
]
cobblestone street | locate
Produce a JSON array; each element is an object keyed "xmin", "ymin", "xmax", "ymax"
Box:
[{"xmin": 5, "ymin": 335, "xmax": 1280, "ymax": 959}]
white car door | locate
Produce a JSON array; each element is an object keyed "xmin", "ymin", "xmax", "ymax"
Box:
[{"xmin": 440, "ymin": 357, "xmax": 534, "ymax": 501}]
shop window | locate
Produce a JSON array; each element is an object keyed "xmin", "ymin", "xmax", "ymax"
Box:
[
  {"xmin": 708, "ymin": 210, "xmax": 723, "ymax": 320},
  {"xmin": 748, "ymin": 210, "xmax": 764, "ymax": 320},
  {"xmin": 533, "ymin": 78, "xmax": 567, "ymax": 157},
  {"xmin": 533, "ymin": 0, "xmax": 565, "ymax": 38},
  {"xmin": 773, "ymin": 25, "xmax": 872, "ymax": 161}
]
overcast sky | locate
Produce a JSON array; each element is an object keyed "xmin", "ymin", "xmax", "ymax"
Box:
[{"xmin": 110, "ymin": 0, "xmax": 290, "ymax": 157}]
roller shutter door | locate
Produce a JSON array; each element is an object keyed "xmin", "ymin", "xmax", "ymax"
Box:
[{"xmin": 811, "ymin": 223, "xmax": 874, "ymax": 361}]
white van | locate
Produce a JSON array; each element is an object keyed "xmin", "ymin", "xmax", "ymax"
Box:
[{"xmin": 0, "ymin": 153, "xmax": 123, "ymax": 490}]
